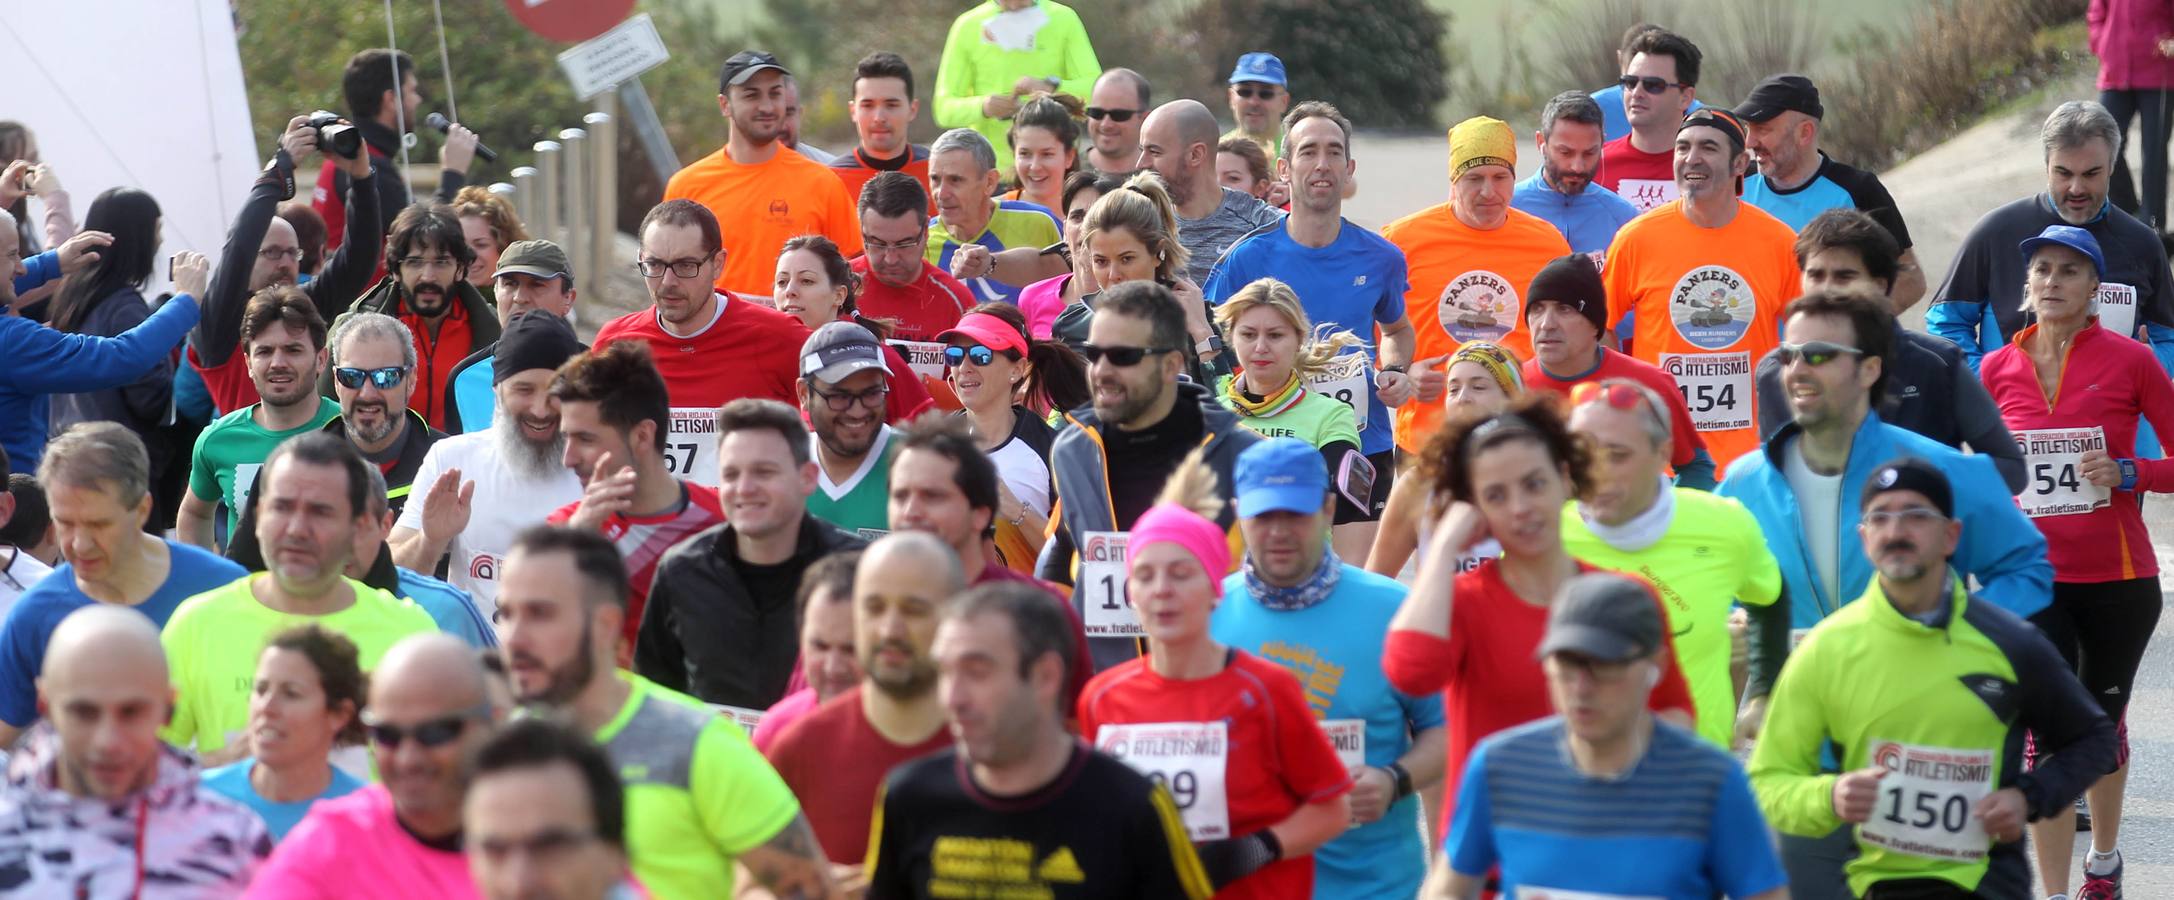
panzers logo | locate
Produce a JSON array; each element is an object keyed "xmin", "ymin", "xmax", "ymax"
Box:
[{"xmin": 1668, "ymin": 264, "xmax": 1754, "ymax": 350}]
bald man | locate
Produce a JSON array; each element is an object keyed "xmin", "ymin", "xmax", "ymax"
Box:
[
  {"xmin": 763, "ymin": 533, "xmax": 966, "ymax": 867},
  {"xmin": 250, "ymin": 633, "xmax": 496, "ymax": 899},
  {"xmin": 1138, "ymin": 98, "xmax": 1284, "ymax": 285},
  {"xmin": 0, "ymin": 606, "xmax": 270, "ymax": 894}
]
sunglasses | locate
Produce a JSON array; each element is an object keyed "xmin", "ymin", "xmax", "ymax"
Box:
[
  {"xmin": 333, "ymin": 365, "xmax": 407, "ymax": 390},
  {"xmin": 1618, "ymin": 75, "xmax": 1687, "ymax": 95},
  {"xmin": 1233, "ymin": 86, "xmax": 1281, "ymax": 100},
  {"xmin": 1084, "ymin": 107, "xmax": 1140, "ymax": 122},
  {"xmin": 1775, "ymin": 340, "xmax": 1866, "ymax": 367},
  {"xmin": 1078, "ymin": 343, "xmax": 1175, "ymax": 367},
  {"xmin": 945, "ymin": 344, "xmax": 1000, "ymax": 367},
  {"xmin": 1571, "ymin": 380, "xmax": 1669, "ymax": 432},
  {"xmin": 363, "ymin": 710, "xmax": 482, "ymax": 748}
]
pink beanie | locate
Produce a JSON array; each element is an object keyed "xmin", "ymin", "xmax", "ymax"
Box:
[{"xmin": 1126, "ymin": 502, "xmax": 1231, "ymax": 578}]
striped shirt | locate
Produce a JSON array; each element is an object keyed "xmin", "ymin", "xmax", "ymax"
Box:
[{"xmin": 549, "ymin": 480, "xmax": 725, "ymax": 647}]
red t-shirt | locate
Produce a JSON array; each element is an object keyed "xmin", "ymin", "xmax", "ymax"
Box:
[
  {"xmin": 762, "ymin": 686, "xmax": 952, "ymax": 865},
  {"xmin": 1077, "ymin": 649, "xmax": 1353, "ymax": 900},
  {"xmin": 1597, "ymin": 135, "xmax": 1678, "ymax": 213},
  {"xmin": 849, "ymin": 257, "xmax": 975, "ymax": 343},
  {"xmin": 189, "ymin": 345, "xmax": 256, "ymax": 416},
  {"xmin": 592, "ymin": 296, "xmax": 810, "ymax": 411},
  {"xmin": 1522, "ymin": 347, "xmax": 1709, "ymax": 469},
  {"xmin": 1381, "ymin": 560, "xmax": 1695, "ymax": 833},
  {"xmin": 546, "ymin": 480, "xmax": 725, "ymax": 649}
]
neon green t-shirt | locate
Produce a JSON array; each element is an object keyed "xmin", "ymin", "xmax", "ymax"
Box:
[
  {"xmin": 186, "ymin": 398, "xmax": 341, "ymax": 520},
  {"xmin": 594, "ymin": 672, "xmax": 801, "ymax": 899},
  {"xmin": 160, "ymin": 574, "xmax": 437, "ymax": 754},
  {"xmin": 1561, "ymin": 488, "xmax": 1781, "ymax": 747},
  {"xmin": 1215, "ymin": 376, "xmax": 1363, "ymax": 451}
]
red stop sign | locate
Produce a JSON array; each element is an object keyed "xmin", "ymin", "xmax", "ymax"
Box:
[{"xmin": 504, "ymin": 0, "xmax": 636, "ymax": 43}]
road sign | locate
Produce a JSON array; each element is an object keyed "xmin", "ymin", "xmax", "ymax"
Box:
[
  {"xmin": 506, "ymin": 0, "xmax": 636, "ymax": 43},
  {"xmin": 556, "ymin": 14, "xmax": 670, "ymax": 100}
]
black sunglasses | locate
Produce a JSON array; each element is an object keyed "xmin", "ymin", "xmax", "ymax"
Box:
[
  {"xmin": 1618, "ymin": 75, "xmax": 1688, "ymax": 95},
  {"xmin": 945, "ymin": 344, "xmax": 998, "ymax": 367},
  {"xmin": 363, "ymin": 711, "xmax": 480, "ymax": 748},
  {"xmin": 1233, "ymin": 86, "xmax": 1281, "ymax": 100},
  {"xmin": 333, "ymin": 365, "xmax": 407, "ymax": 390},
  {"xmin": 1775, "ymin": 340, "xmax": 1867, "ymax": 367},
  {"xmin": 1084, "ymin": 107, "xmax": 1140, "ymax": 122},
  {"xmin": 1078, "ymin": 343, "xmax": 1175, "ymax": 367}
]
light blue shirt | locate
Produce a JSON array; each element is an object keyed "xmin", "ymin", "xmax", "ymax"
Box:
[
  {"xmin": 201, "ymin": 759, "xmax": 366, "ymax": 840},
  {"xmin": 1511, "ymin": 172, "xmax": 1642, "ymax": 256},
  {"xmin": 396, "ymin": 566, "xmax": 498, "ymax": 648}
]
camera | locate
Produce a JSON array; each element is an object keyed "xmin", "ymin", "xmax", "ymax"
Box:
[{"xmin": 307, "ymin": 110, "xmax": 362, "ymax": 160}]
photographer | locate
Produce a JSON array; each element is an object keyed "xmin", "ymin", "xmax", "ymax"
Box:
[
  {"xmin": 311, "ymin": 49, "xmax": 478, "ymax": 259},
  {"xmin": 190, "ymin": 113, "xmax": 383, "ymax": 417}
]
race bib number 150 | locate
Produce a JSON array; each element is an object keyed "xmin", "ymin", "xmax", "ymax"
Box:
[{"xmin": 1859, "ymin": 739, "xmax": 1994, "ymax": 862}]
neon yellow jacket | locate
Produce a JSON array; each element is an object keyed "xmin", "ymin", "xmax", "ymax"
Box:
[{"xmin": 932, "ymin": 0, "xmax": 1101, "ymax": 170}]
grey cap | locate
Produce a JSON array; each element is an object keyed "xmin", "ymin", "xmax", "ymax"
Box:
[
  {"xmin": 1535, "ymin": 573, "xmax": 1665, "ymax": 663},
  {"xmin": 799, "ymin": 321, "xmax": 887, "ymax": 384}
]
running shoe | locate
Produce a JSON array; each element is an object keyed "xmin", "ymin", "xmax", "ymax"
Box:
[{"xmin": 2077, "ymin": 853, "xmax": 2123, "ymax": 900}]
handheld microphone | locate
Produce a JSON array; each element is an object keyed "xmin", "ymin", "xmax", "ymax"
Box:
[{"xmin": 424, "ymin": 113, "xmax": 498, "ymax": 163}]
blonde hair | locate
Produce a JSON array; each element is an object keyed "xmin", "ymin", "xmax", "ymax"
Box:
[
  {"xmin": 1213, "ymin": 277, "xmax": 1368, "ymax": 379},
  {"xmin": 1154, "ymin": 447, "xmax": 1225, "ymax": 523},
  {"xmin": 1080, "ymin": 172, "xmax": 1187, "ymax": 284},
  {"xmin": 451, "ymin": 186, "xmax": 528, "ymax": 249}
]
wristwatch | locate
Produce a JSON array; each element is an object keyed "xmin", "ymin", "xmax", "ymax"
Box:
[
  {"xmin": 1384, "ymin": 762, "xmax": 1415, "ymax": 800},
  {"xmin": 1195, "ymin": 335, "xmax": 1225, "ymax": 357}
]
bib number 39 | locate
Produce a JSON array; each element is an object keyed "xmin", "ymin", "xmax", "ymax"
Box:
[{"xmin": 1096, "ymin": 720, "xmax": 1231, "ymax": 841}]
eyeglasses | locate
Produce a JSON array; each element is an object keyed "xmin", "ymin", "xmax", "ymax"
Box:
[
  {"xmin": 811, "ymin": 383, "xmax": 889, "ymax": 410},
  {"xmin": 1775, "ymin": 340, "xmax": 1866, "ymax": 367},
  {"xmin": 398, "ymin": 255, "xmax": 459, "ymax": 273},
  {"xmin": 1084, "ymin": 107, "xmax": 1140, "ymax": 123},
  {"xmin": 1570, "ymin": 380, "xmax": 1668, "ymax": 432},
  {"xmin": 333, "ymin": 365, "xmax": 407, "ymax": 390},
  {"xmin": 1618, "ymin": 75, "xmax": 1688, "ymax": 95},
  {"xmin": 258, "ymin": 247, "xmax": 304, "ymax": 262},
  {"xmin": 945, "ymin": 344, "xmax": 1000, "ymax": 367},
  {"xmin": 1864, "ymin": 507, "xmax": 1946, "ymax": 527},
  {"xmin": 362, "ymin": 708, "xmax": 483, "ymax": 748},
  {"xmin": 1078, "ymin": 343, "xmax": 1176, "ymax": 367},
  {"xmin": 1232, "ymin": 86, "xmax": 1281, "ymax": 101},
  {"xmin": 864, "ymin": 234, "xmax": 926, "ymax": 258},
  {"xmin": 1547, "ymin": 653, "xmax": 1640, "ymax": 683},
  {"xmin": 636, "ymin": 257, "xmax": 710, "ymax": 279},
  {"xmin": 473, "ymin": 827, "xmax": 603, "ymax": 864}
]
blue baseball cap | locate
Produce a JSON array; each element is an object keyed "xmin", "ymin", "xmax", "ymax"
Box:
[
  {"xmin": 2019, "ymin": 224, "xmax": 2106, "ymax": 279},
  {"xmin": 1235, "ymin": 438, "xmax": 1328, "ymax": 517},
  {"xmin": 1229, "ymin": 52, "xmax": 1287, "ymax": 87}
]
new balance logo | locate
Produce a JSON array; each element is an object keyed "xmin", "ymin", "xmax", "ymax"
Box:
[{"xmin": 1353, "ymin": 275, "xmax": 1368, "ymax": 287}]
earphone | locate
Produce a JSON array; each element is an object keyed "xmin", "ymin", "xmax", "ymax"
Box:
[{"xmin": 1643, "ymin": 664, "xmax": 1661, "ymax": 688}]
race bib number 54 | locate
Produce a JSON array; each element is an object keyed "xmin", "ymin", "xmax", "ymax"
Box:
[
  {"xmin": 1097, "ymin": 721, "xmax": 1231, "ymax": 840},
  {"xmin": 1859, "ymin": 739, "xmax": 1994, "ymax": 862},
  {"xmin": 2014, "ymin": 426, "xmax": 2110, "ymax": 518}
]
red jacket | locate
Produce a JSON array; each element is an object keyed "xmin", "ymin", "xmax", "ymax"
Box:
[{"xmin": 2090, "ymin": 0, "xmax": 2174, "ymax": 90}]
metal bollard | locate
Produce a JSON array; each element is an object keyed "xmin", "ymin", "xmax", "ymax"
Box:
[
  {"xmin": 558, "ymin": 128, "xmax": 588, "ymax": 261},
  {"xmin": 585, "ymin": 109, "xmax": 617, "ymax": 292},
  {"xmin": 509, "ymin": 169, "xmax": 538, "ymax": 227},
  {"xmin": 531, "ymin": 140, "xmax": 563, "ymax": 254}
]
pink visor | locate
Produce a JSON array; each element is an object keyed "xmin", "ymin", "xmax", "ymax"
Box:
[{"xmin": 935, "ymin": 312, "xmax": 1029, "ymax": 355}]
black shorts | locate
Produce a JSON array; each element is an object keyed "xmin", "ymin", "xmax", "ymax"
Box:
[
  {"xmin": 2026, "ymin": 577, "xmax": 2162, "ymax": 767},
  {"xmin": 1366, "ymin": 449, "xmax": 1396, "ymax": 519}
]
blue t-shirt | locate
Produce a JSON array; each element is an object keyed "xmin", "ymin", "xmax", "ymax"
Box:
[
  {"xmin": 1211, "ymin": 564, "xmax": 1444, "ymax": 900},
  {"xmin": 926, "ymin": 199, "xmax": 1063, "ymax": 305},
  {"xmin": 1448, "ymin": 717, "xmax": 1789, "ymax": 900},
  {"xmin": 1511, "ymin": 172, "xmax": 1642, "ymax": 256},
  {"xmin": 396, "ymin": 567, "xmax": 498, "ymax": 649},
  {"xmin": 0, "ymin": 541, "xmax": 247, "ymax": 726},
  {"xmin": 449, "ymin": 352, "xmax": 496, "ymax": 435},
  {"xmin": 1203, "ymin": 219, "xmax": 1410, "ymax": 455},
  {"xmin": 1593, "ymin": 83, "xmax": 1707, "ymax": 142},
  {"xmin": 1742, "ymin": 153, "xmax": 1913, "ymax": 243},
  {"xmin": 201, "ymin": 758, "xmax": 365, "ymax": 840}
]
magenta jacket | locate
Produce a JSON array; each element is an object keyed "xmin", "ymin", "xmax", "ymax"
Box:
[{"xmin": 2091, "ymin": 0, "xmax": 2174, "ymax": 90}]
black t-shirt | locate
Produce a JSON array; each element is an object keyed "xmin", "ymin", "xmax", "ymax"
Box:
[
  {"xmin": 1934, "ymin": 194, "xmax": 2174, "ymax": 342},
  {"xmin": 1103, "ymin": 392, "xmax": 1204, "ymax": 529},
  {"xmin": 729, "ymin": 540, "xmax": 822, "ymax": 704},
  {"xmin": 866, "ymin": 742, "xmax": 1212, "ymax": 900}
]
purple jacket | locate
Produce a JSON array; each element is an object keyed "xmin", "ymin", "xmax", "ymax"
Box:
[{"xmin": 2091, "ymin": 0, "xmax": 2174, "ymax": 90}]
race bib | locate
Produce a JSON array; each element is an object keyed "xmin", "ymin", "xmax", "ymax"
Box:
[
  {"xmin": 1078, "ymin": 531, "xmax": 1139, "ymax": 637},
  {"xmin": 889, "ymin": 339, "xmax": 948, "ymax": 383},
  {"xmin": 1305, "ymin": 353, "xmax": 1370, "ymax": 432},
  {"xmin": 1096, "ymin": 721, "xmax": 1231, "ymax": 840},
  {"xmin": 1322, "ymin": 718, "xmax": 1366, "ymax": 772},
  {"xmin": 663, "ymin": 408, "xmax": 722, "ymax": 486},
  {"xmin": 230, "ymin": 462, "xmax": 262, "ymax": 514},
  {"xmin": 713, "ymin": 704, "xmax": 765, "ymax": 734},
  {"xmin": 2095, "ymin": 282, "xmax": 2138, "ymax": 340},
  {"xmin": 1616, "ymin": 178, "xmax": 1677, "ymax": 213},
  {"xmin": 1860, "ymin": 739, "xmax": 1994, "ymax": 862},
  {"xmin": 1659, "ymin": 352, "xmax": 1753, "ymax": 433},
  {"xmin": 2014, "ymin": 426, "xmax": 2110, "ymax": 518}
]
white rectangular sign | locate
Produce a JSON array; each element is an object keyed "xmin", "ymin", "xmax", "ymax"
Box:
[{"xmin": 557, "ymin": 14, "xmax": 670, "ymax": 100}]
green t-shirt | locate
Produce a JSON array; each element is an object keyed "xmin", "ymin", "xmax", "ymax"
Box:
[
  {"xmin": 160, "ymin": 574, "xmax": 437, "ymax": 754},
  {"xmin": 187, "ymin": 398, "xmax": 341, "ymax": 518},
  {"xmin": 594, "ymin": 672, "xmax": 801, "ymax": 899},
  {"xmin": 1560, "ymin": 488, "xmax": 1782, "ymax": 748},
  {"xmin": 808, "ymin": 426, "xmax": 896, "ymax": 538},
  {"xmin": 1215, "ymin": 376, "xmax": 1363, "ymax": 451}
]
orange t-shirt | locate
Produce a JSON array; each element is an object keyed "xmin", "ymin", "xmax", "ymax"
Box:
[
  {"xmin": 1382, "ymin": 204, "xmax": 1571, "ymax": 451},
  {"xmin": 1601, "ymin": 200, "xmax": 1802, "ymax": 467},
  {"xmin": 665, "ymin": 144, "xmax": 864, "ymax": 296}
]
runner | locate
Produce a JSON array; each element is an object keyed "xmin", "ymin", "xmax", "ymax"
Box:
[
  {"xmin": 1211, "ymin": 439, "xmax": 1447, "ymax": 899},
  {"xmin": 1587, "ymin": 23, "xmax": 1707, "ymax": 141},
  {"xmin": 1512, "ymin": 91, "xmax": 1641, "ymax": 256},
  {"xmin": 1750, "ymin": 459, "xmax": 2117, "ymax": 900},
  {"xmin": 1077, "ymin": 455, "xmax": 1354, "ymax": 899},
  {"xmin": 664, "ymin": 50, "xmax": 861, "ymax": 296},
  {"xmin": 441, "ymin": 238, "xmax": 581, "ymax": 434},
  {"xmin": 464, "ymin": 718, "xmax": 645, "ymax": 900},
  {"xmin": 200, "ymin": 625, "xmax": 368, "ymax": 840},
  {"xmin": 931, "ymin": 0, "xmax": 1100, "ymax": 176},
  {"xmin": 854, "ymin": 173, "xmax": 977, "ymax": 345},
  {"xmin": 765, "ymin": 533, "xmax": 962, "ymax": 867},
  {"xmin": 1005, "ymin": 93, "xmax": 1082, "ymax": 216},
  {"xmin": 940, "ymin": 305, "xmax": 1082, "ymax": 565},
  {"xmin": 1218, "ymin": 137, "xmax": 1275, "ymax": 201},
  {"xmin": 926, "ymin": 128, "xmax": 1063, "ymax": 304},
  {"xmin": 452, "ymin": 187, "xmax": 524, "ymax": 295},
  {"xmin": 1438, "ymin": 573, "xmax": 1788, "ymax": 899},
  {"xmin": 829, "ymin": 52, "xmax": 934, "ymax": 212},
  {"xmin": 1561, "ymin": 378, "xmax": 1786, "ymax": 749},
  {"xmin": 330, "ymin": 204, "xmax": 499, "ymax": 431},
  {"xmin": 1366, "ymin": 341, "xmax": 1524, "ymax": 579},
  {"xmin": 799, "ymin": 322, "xmax": 904, "ymax": 536},
  {"xmin": 748, "ymin": 551, "xmax": 862, "ymax": 752},
  {"xmin": 1603, "ymin": 107, "xmax": 1800, "ymax": 467},
  {"xmin": 775, "ymin": 232, "xmax": 943, "ymax": 422},
  {"xmin": 1084, "ymin": 69, "xmax": 1151, "ymax": 176},
  {"xmin": 1137, "ymin": 100, "xmax": 1285, "ymax": 287},
  {"xmin": 1052, "ymin": 174, "xmax": 1234, "ymax": 387},
  {"xmin": 179, "ymin": 287, "xmax": 340, "ymax": 551},
  {"xmin": 1979, "ymin": 226, "xmax": 2171, "ymax": 900},
  {"xmin": 1597, "ymin": 28, "xmax": 1702, "ymax": 212},
  {"xmin": 866, "ymin": 582, "xmax": 1212, "ymax": 899},
  {"xmin": 1211, "ymin": 278, "xmax": 1373, "ymax": 526},
  {"xmin": 1382, "ymin": 396, "xmax": 1695, "ymax": 836},
  {"xmin": 1018, "ymin": 171, "xmax": 1123, "ymax": 338},
  {"xmin": 1223, "ymin": 53, "xmax": 1290, "ymax": 157},
  {"xmin": 0, "ymin": 451, "xmax": 49, "ymax": 614},
  {"xmin": 1383, "ymin": 115, "xmax": 1572, "ymax": 452}
]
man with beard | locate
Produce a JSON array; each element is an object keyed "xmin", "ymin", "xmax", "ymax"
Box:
[
  {"xmin": 1038, "ymin": 282, "xmax": 1260, "ymax": 671},
  {"xmin": 765, "ymin": 532, "xmax": 965, "ymax": 867},
  {"xmin": 497, "ymin": 525, "xmax": 842, "ymax": 900},
  {"xmin": 194, "ymin": 113, "xmax": 384, "ymax": 415},
  {"xmin": 179, "ymin": 287, "xmax": 340, "ymax": 551},
  {"xmin": 546, "ymin": 341, "xmax": 726, "ymax": 651},
  {"xmin": 800, "ymin": 322, "xmax": 903, "ymax": 535},
  {"xmin": 829, "ymin": 53, "xmax": 934, "ymax": 211},
  {"xmin": 636, "ymin": 398, "xmax": 865, "ymax": 709},
  {"xmin": 161, "ymin": 433, "xmax": 436, "ymax": 760},
  {"xmin": 249, "ymin": 634, "xmax": 497, "ymax": 898},
  {"xmin": 331, "ymin": 203, "xmax": 501, "ymax": 431},
  {"xmin": 665, "ymin": 50, "xmax": 861, "ymax": 297},
  {"xmin": 1512, "ymin": 91, "xmax": 1641, "ymax": 257},
  {"xmin": 1137, "ymin": 99, "xmax": 1283, "ymax": 286},
  {"xmin": 318, "ymin": 313, "xmax": 444, "ymax": 519},
  {"xmin": 442, "ymin": 239, "xmax": 580, "ymax": 434},
  {"xmin": 391, "ymin": 310, "xmax": 586, "ymax": 615},
  {"xmin": 1086, "ymin": 68, "xmax": 1150, "ymax": 176}
]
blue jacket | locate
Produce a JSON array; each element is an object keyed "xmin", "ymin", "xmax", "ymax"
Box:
[
  {"xmin": 1, "ymin": 251, "xmax": 199, "ymax": 467},
  {"xmin": 395, "ymin": 566, "xmax": 498, "ymax": 649},
  {"xmin": 1717, "ymin": 412, "xmax": 2051, "ymax": 629}
]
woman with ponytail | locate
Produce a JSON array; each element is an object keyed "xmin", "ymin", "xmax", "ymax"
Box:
[
  {"xmin": 773, "ymin": 235, "xmax": 940, "ymax": 420},
  {"xmin": 1053, "ymin": 173, "xmax": 1230, "ymax": 387},
  {"xmin": 937, "ymin": 302, "xmax": 1087, "ymax": 569},
  {"xmin": 1004, "ymin": 92, "xmax": 1085, "ymax": 218},
  {"xmin": 1213, "ymin": 277, "xmax": 1372, "ymax": 525}
]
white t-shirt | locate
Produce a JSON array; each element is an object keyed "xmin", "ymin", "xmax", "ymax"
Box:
[
  {"xmin": 982, "ymin": 410, "xmax": 1056, "ymax": 516},
  {"xmin": 1783, "ymin": 438, "xmax": 1845, "ymax": 608},
  {"xmin": 394, "ymin": 432, "xmax": 583, "ymax": 615},
  {"xmin": 0, "ymin": 549, "xmax": 53, "ymax": 620}
]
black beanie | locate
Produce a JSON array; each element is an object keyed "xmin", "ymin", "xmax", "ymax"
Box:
[
  {"xmin": 1527, "ymin": 253, "xmax": 1609, "ymax": 339},
  {"xmin": 492, "ymin": 310, "xmax": 586, "ymax": 384},
  {"xmin": 1861, "ymin": 457, "xmax": 1954, "ymax": 518}
]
